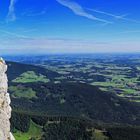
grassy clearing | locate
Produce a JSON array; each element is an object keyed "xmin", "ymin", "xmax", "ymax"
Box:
[
  {"xmin": 94, "ymin": 129, "xmax": 109, "ymax": 140},
  {"xmin": 121, "ymin": 88, "xmax": 137, "ymax": 94},
  {"xmin": 91, "ymin": 82, "xmax": 121, "ymax": 87},
  {"xmin": 13, "ymin": 71, "xmax": 50, "ymax": 83},
  {"xmin": 14, "ymin": 120, "xmax": 42, "ymax": 140},
  {"xmin": 9, "ymin": 86, "xmax": 36, "ymax": 99}
]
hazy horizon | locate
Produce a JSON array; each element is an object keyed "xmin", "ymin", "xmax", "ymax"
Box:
[{"xmin": 0, "ymin": 0, "xmax": 140, "ymax": 54}]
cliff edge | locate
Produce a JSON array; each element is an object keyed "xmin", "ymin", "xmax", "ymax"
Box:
[{"xmin": 0, "ymin": 58, "xmax": 15, "ymax": 140}]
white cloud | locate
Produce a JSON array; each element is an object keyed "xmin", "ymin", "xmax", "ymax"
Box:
[
  {"xmin": 21, "ymin": 10, "xmax": 47, "ymax": 17},
  {"xmin": 6, "ymin": 0, "xmax": 18, "ymax": 22},
  {"xmin": 56, "ymin": 0, "xmax": 111, "ymax": 23},
  {"xmin": 0, "ymin": 29, "xmax": 30, "ymax": 39},
  {"xmin": 118, "ymin": 30, "xmax": 140, "ymax": 34},
  {"xmin": 0, "ymin": 36, "xmax": 140, "ymax": 54},
  {"xmin": 87, "ymin": 8, "xmax": 140, "ymax": 24}
]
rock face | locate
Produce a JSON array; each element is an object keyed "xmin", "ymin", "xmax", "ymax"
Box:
[{"xmin": 0, "ymin": 58, "xmax": 15, "ymax": 140}]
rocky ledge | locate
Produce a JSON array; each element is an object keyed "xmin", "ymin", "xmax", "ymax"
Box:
[{"xmin": 0, "ymin": 58, "xmax": 15, "ymax": 140}]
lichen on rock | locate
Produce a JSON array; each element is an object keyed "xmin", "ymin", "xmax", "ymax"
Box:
[{"xmin": 0, "ymin": 58, "xmax": 15, "ymax": 140}]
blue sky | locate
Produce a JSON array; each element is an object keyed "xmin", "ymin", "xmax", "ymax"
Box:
[{"xmin": 0, "ymin": 0, "xmax": 140, "ymax": 54}]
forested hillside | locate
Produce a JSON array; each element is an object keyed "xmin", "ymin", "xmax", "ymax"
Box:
[{"xmin": 6, "ymin": 61, "xmax": 140, "ymax": 140}]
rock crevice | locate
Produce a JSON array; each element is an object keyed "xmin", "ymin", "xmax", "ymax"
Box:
[{"xmin": 0, "ymin": 58, "xmax": 15, "ymax": 140}]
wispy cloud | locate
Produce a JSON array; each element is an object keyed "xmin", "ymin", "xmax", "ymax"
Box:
[
  {"xmin": 119, "ymin": 30, "xmax": 140, "ymax": 34},
  {"xmin": 56, "ymin": 0, "xmax": 111, "ymax": 23},
  {"xmin": 6, "ymin": 0, "xmax": 18, "ymax": 22},
  {"xmin": 87, "ymin": 8, "xmax": 140, "ymax": 24},
  {"xmin": 0, "ymin": 29, "xmax": 30, "ymax": 39},
  {"xmin": 22, "ymin": 10, "xmax": 47, "ymax": 17},
  {"xmin": 23, "ymin": 29, "xmax": 38, "ymax": 33},
  {"xmin": 0, "ymin": 37, "xmax": 140, "ymax": 54}
]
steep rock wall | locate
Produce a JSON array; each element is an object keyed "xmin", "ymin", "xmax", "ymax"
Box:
[{"xmin": 0, "ymin": 58, "xmax": 15, "ymax": 140}]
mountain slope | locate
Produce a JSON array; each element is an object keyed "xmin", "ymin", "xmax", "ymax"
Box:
[
  {"xmin": 7, "ymin": 61, "xmax": 60, "ymax": 81},
  {"xmin": 7, "ymin": 61, "xmax": 140, "ymax": 125}
]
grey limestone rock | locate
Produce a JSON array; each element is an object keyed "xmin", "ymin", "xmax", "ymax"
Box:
[{"xmin": 0, "ymin": 58, "xmax": 15, "ymax": 140}]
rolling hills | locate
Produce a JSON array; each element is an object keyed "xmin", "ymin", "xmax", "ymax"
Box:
[
  {"xmin": 7, "ymin": 61, "xmax": 140, "ymax": 125},
  {"xmin": 6, "ymin": 61, "xmax": 140, "ymax": 140}
]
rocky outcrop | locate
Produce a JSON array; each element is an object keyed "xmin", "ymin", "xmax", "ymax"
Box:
[{"xmin": 0, "ymin": 58, "xmax": 15, "ymax": 140}]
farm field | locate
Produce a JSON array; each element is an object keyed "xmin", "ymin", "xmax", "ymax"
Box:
[
  {"xmin": 8, "ymin": 54, "xmax": 140, "ymax": 102},
  {"xmin": 4, "ymin": 54, "xmax": 140, "ymax": 140}
]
